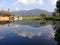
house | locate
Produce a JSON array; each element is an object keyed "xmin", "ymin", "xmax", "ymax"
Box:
[
  {"xmin": 0, "ymin": 11, "xmax": 12, "ymax": 22},
  {"xmin": 0, "ymin": 16, "xmax": 9, "ymax": 21}
]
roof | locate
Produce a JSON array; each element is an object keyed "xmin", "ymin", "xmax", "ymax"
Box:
[{"xmin": 0, "ymin": 11, "xmax": 11, "ymax": 16}]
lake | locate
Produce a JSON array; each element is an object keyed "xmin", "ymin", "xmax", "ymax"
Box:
[{"xmin": 0, "ymin": 20, "xmax": 60, "ymax": 45}]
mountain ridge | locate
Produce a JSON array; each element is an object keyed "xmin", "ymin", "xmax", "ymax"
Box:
[{"xmin": 12, "ymin": 9, "xmax": 52, "ymax": 16}]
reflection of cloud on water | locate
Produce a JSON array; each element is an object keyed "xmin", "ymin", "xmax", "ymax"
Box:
[
  {"xmin": 18, "ymin": 32, "xmax": 28, "ymax": 37},
  {"xmin": 14, "ymin": 30, "xmax": 42, "ymax": 39},
  {"xmin": 37, "ymin": 32, "xmax": 42, "ymax": 36},
  {"xmin": 0, "ymin": 35, "xmax": 5, "ymax": 40},
  {"xmin": 45, "ymin": 32, "xmax": 55, "ymax": 40},
  {"xmin": 11, "ymin": 24, "xmax": 54, "ymax": 39},
  {"xmin": 48, "ymin": 32, "xmax": 55, "ymax": 38},
  {"xmin": 0, "ymin": 23, "xmax": 54, "ymax": 39}
]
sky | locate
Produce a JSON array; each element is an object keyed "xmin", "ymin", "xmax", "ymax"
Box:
[{"xmin": 0, "ymin": 0, "xmax": 57, "ymax": 12}]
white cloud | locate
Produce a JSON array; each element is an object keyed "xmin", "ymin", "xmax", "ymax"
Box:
[
  {"xmin": 0, "ymin": 4, "xmax": 3, "ymax": 7},
  {"xmin": 14, "ymin": 7, "xmax": 20, "ymax": 11},
  {"xmin": 0, "ymin": 4, "xmax": 4, "ymax": 9},
  {"xmin": 0, "ymin": 4, "xmax": 8, "ymax": 11},
  {"xmin": 37, "ymin": 0, "xmax": 43, "ymax": 5},
  {"xmin": 50, "ymin": 0, "xmax": 57, "ymax": 5},
  {"xmin": 13, "ymin": 0, "xmax": 44, "ymax": 5},
  {"xmin": 18, "ymin": 0, "xmax": 28, "ymax": 4}
]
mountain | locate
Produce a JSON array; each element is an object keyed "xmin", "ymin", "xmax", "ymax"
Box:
[{"xmin": 12, "ymin": 9, "xmax": 52, "ymax": 16}]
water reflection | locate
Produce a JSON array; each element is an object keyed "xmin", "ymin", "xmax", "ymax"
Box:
[
  {"xmin": 0, "ymin": 35, "xmax": 5, "ymax": 40},
  {"xmin": 0, "ymin": 20, "xmax": 59, "ymax": 45},
  {"xmin": 0, "ymin": 21, "xmax": 11, "ymax": 25},
  {"xmin": 52, "ymin": 21, "xmax": 60, "ymax": 45}
]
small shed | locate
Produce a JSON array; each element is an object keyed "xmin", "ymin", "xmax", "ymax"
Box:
[{"xmin": 0, "ymin": 11, "xmax": 11, "ymax": 22}]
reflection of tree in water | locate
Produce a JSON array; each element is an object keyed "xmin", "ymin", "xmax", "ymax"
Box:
[{"xmin": 52, "ymin": 21, "xmax": 60, "ymax": 45}]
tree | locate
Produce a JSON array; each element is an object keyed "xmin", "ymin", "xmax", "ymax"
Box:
[
  {"xmin": 56, "ymin": 0, "xmax": 60, "ymax": 13},
  {"xmin": 40, "ymin": 13, "xmax": 46, "ymax": 17},
  {"xmin": 52, "ymin": 12, "xmax": 56, "ymax": 17}
]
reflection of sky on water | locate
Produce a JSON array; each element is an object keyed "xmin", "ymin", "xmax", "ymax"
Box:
[
  {"xmin": 0, "ymin": 23, "xmax": 56, "ymax": 45},
  {"xmin": 0, "ymin": 35, "xmax": 5, "ymax": 40},
  {"xmin": 0, "ymin": 24, "xmax": 55, "ymax": 39}
]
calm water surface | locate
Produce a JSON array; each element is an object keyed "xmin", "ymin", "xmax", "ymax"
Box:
[{"xmin": 0, "ymin": 20, "xmax": 60, "ymax": 45}]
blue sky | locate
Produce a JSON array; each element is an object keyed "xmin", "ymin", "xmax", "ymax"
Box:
[{"xmin": 0, "ymin": 0, "xmax": 57, "ymax": 12}]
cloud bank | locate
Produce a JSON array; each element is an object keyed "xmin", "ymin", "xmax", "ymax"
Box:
[
  {"xmin": 50, "ymin": 0, "xmax": 57, "ymax": 5},
  {"xmin": 13, "ymin": 0, "xmax": 44, "ymax": 5}
]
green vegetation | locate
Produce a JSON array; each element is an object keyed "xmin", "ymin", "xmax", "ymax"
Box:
[
  {"xmin": 22, "ymin": 16, "xmax": 40, "ymax": 20},
  {"xmin": 52, "ymin": 0, "xmax": 60, "ymax": 20},
  {"xmin": 56, "ymin": 0, "xmax": 60, "ymax": 13},
  {"xmin": 22, "ymin": 13, "xmax": 47, "ymax": 20}
]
